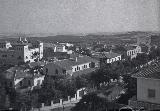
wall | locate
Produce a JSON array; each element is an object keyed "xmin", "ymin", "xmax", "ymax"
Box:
[
  {"xmin": 72, "ymin": 63, "xmax": 90, "ymax": 73},
  {"xmin": 127, "ymin": 46, "xmax": 141, "ymax": 59},
  {"xmin": 39, "ymin": 42, "xmax": 44, "ymax": 59},
  {"xmin": 14, "ymin": 78, "xmax": 34, "ymax": 89},
  {"xmin": 33, "ymin": 75, "xmax": 45, "ymax": 86},
  {"xmin": 106, "ymin": 55, "xmax": 121, "ymax": 64},
  {"xmin": 137, "ymin": 78, "xmax": 160, "ymax": 104},
  {"xmin": 40, "ymin": 88, "xmax": 86, "ymax": 110}
]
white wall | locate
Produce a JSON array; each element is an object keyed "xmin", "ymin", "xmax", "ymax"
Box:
[
  {"xmin": 72, "ymin": 63, "xmax": 90, "ymax": 72},
  {"xmin": 137, "ymin": 78, "xmax": 160, "ymax": 104},
  {"xmin": 127, "ymin": 46, "xmax": 141, "ymax": 59},
  {"xmin": 106, "ymin": 55, "xmax": 121, "ymax": 63},
  {"xmin": 34, "ymin": 75, "xmax": 45, "ymax": 86}
]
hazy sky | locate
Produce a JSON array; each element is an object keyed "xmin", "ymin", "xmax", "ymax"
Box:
[{"xmin": 0, "ymin": 0, "xmax": 160, "ymax": 34}]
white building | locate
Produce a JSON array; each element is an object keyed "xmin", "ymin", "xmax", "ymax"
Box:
[
  {"xmin": 59, "ymin": 43, "xmax": 74, "ymax": 47},
  {"xmin": 43, "ymin": 56, "xmax": 99, "ymax": 76},
  {"xmin": 53, "ymin": 44, "xmax": 73, "ymax": 54},
  {"xmin": 92, "ymin": 52, "xmax": 122, "ymax": 64},
  {"xmin": 53, "ymin": 44, "xmax": 67, "ymax": 52},
  {"xmin": 0, "ymin": 37, "xmax": 43, "ymax": 65},
  {"xmin": 125, "ymin": 45, "xmax": 141, "ymax": 59}
]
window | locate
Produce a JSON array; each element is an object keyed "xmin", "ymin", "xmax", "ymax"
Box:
[
  {"xmin": 18, "ymin": 56, "xmax": 22, "ymax": 60},
  {"xmin": 28, "ymin": 80, "xmax": 31, "ymax": 86},
  {"xmin": 148, "ymin": 89, "xmax": 155, "ymax": 98},
  {"xmin": 10, "ymin": 82, "xmax": 12, "ymax": 87},
  {"xmin": 2, "ymin": 55, "xmax": 7, "ymax": 57},
  {"xmin": 75, "ymin": 68, "xmax": 76, "ymax": 72},
  {"xmin": 55, "ymin": 69, "xmax": 58, "ymax": 74},
  {"xmin": 77, "ymin": 66, "xmax": 79, "ymax": 70},
  {"xmin": 127, "ymin": 52, "xmax": 130, "ymax": 56},
  {"xmin": 20, "ymin": 81, "xmax": 22, "ymax": 87},
  {"xmin": 37, "ymin": 80, "xmax": 41, "ymax": 86},
  {"xmin": 4, "ymin": 81, "xmax": 7, "ymax": 86},
  {"xmin": 46, "ymin": 68, "xmax": 48, "ymax": 74},
  {"xmin": 63, "ymin": 70, "xmax": 66, "ymax": 74}
]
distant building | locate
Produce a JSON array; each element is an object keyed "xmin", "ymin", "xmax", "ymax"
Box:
[
  {"xmin": 0, "ymin": 37, "xmax": 43, "ymax": 65},
  {"xmin": 137, "ymin": 34, "xmax": 160, "ymax": 51},
  {"xmin": 125, "ymin": 45, "xmax": 141, "ymax": 59},
  {"xmin": 129, "ymin": 63, "xmax": 160, "ymax": 110},
  {"xmin": 43, "ymin": 43, "xmax": 73, "ymax": 61},
  {"xmin": 53, "ymin": 44, "xmax": 67, "ymax": 52},
  {"xmin": 43, "ymin": 56, "xmax": 99, "ymax": 76},
  {"xmin": 2, "ymin": 66, "xmax": 44, "ymax": 90},
  {"xmin": 112, "ymin": 44, "xmax": 141, "ymax": 60},
  {"xmin": 59, "ymin": 43, "xmax": 74, "ymax": 47},
  {"xmin": 0, "ymin": 41, "xmax": 12, "ymax": 49},
  {"xmin": 137, "ymin": 35, "xmax": 151, "ymax": 46},
  {"xmin": 92, "ymin": 52, "xmax": 121, "ymax": 65}
]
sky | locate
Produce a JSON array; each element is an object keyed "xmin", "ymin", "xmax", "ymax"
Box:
[{"xmin": 0, "ymin": 0, "xmax": 160, "ymax": 34}]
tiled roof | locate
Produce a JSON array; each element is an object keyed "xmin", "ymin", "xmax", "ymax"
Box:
[
  {"xmin": 48, "ymin": 56, "xmax": 99, "ymax": 70},
  {"xmin": 29, "ymin": 61, "xmax": 45, "ymax": 68},
  {"xmin": 0, "ymin": 41, "xmax": 10, "ymax": 43},
  {"xmin": 3, "ymin": 66, "xmax": 38, "ymax": 79},
  {"xmin": 124, "ymin": 45, "xmax": 137, "ymax": 51},
  {"xmin": 0, "ymin": 48, "xmax": 15, "ymax": 52},
  {"xmin": 0, "ymin": 48, "xmax": 9, "ymax": 52},
  {"xmin": 72, "ymin": 68, "xmax": 97, "ymax": 77},
  {"xmin": 92, "ymin": 52, "xmax": 121, "ymax": 59},
  {"xmin": 132, "ymin": 63, "xmax": 160, "ymax": 79},
  {"xmin": 15, "ymin": 70, "xmax": 33, "ymax": 79}
]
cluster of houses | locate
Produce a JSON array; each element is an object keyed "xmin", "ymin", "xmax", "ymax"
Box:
[
  {"xmin": 0, "ymin": 37, "xmax": 143, "ymax": 91},
  {"xmin": 1, "ymin": 36, "xmax": 160, "ymax": 110}
]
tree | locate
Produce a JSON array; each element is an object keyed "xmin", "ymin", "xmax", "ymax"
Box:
[
  {"xmin": 71, "ymin": 92, "xmax": 107, "ymax": 111},
  {"xmin": 37, "ymin": 76, "xmax": 63, "ymax": 104},
  {"xmin": 13, "ymin": 92, "xmax": 32, "ymax": 111},
  {"xmin": 72, "ymin": 75, "xmax": 88, "ymax": 89},
  {"xmin": 135, "ymin": 53, "xmax": 148, "ymax": 65},
  {"xmin": 117, "ymin": 75, "xmax": 137, "ymax": 104},
  {"xmin": 55, "ymin": 78, "xmax": 77, "ymax": 98},
  {"xmin": 88, "ymin": 69, "xmax": 107, "ymax": 89},
  {"xmin": 0, "ymin": 86, "xmax": 6, "ymax": 109}
]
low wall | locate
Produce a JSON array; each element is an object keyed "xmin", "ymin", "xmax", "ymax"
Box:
[{"xmin": 40, "ymin": 88, "xmax": 86, "ymax": 110}]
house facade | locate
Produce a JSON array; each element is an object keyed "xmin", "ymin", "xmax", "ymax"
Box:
[
  {"xmin": 129, "ymin": 63, "xmax": 160, "ymax": 110},
  {"xmin": 137, "ymin": 78, "xmax": 160, "ymax": 104},
  {"xmin": 92, "ymin": 52, "xmax": 121, "ymax": 66},
  {"xmin": 43, "ymin": 56, "xmax": 99, "ymax": 76},
  {"xmin": 125, "ymin": 45, "xmax": 141, "ymax": 59},
  {"xmin": 53, "ymin": 44, "xmax": 67, "ymax": 52}
]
